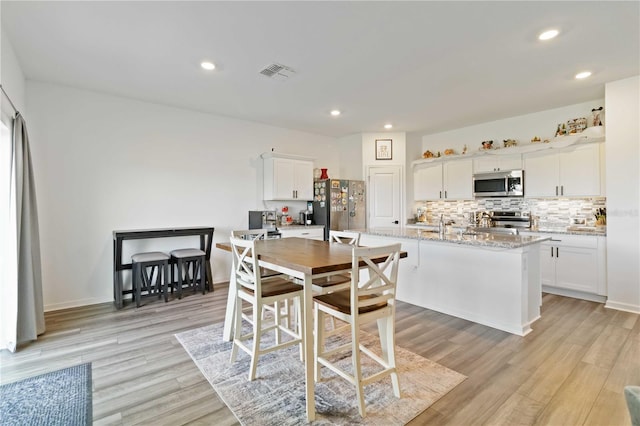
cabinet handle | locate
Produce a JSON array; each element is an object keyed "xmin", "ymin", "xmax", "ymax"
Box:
[
  {"xmin": 551, "ymin": 247, "xmax": 554, "ymax": 257},
  {"xmin": 555, "ymin": 186, "xmax": 558, "ymax": 196},
  {"xmin": 439, "ymin": 191, "xmax": 442, "ymax": 199},
  {"xmin": 444, "ymin": 190, "xmax": 448, "ymax": 198},
  {"xmin": 561, "ymin": 186, "xmax": 564, "ymax": 196},
  {"xmin": 556, "ymin": 247, "xmax": 559, "ymax": 257}
]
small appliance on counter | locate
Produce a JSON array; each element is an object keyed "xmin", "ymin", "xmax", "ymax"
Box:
[
  {"xmin": 299, "ymin": 210, "xmax": 313, "ymax": 225},
  {"xmin": 248, "ymin": 210, "xmax": 281, "ymax": 238}
]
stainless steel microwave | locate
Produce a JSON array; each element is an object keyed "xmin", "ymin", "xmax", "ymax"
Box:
[{"xmin": 473, "ymin": 170, "xmax": 524, "ymax": 198}]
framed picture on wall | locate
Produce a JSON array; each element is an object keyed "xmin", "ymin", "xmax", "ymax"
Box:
[{"xmin": 375, "ymin": 139, "xmax": 392, "ymax": 160}]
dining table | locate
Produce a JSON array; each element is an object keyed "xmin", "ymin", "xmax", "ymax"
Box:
[{"xmin": 216, "ymin": 236, "xmax": 406, "ymax": 422}]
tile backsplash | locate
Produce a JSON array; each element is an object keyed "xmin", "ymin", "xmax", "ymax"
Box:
[{"xmin": 416, "ymin": 197, "xmax": 606, "ymax": 228}]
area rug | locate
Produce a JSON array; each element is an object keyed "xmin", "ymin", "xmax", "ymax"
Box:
[
  {"xmin": 176, "ymin": 323, "xmax": 465, "ymax": 425},
  {"xmin": 0, "ymin": 362, "xmax": 92, "ymax": 426}
]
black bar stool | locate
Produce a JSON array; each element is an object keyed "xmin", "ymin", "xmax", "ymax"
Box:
[
  {"xmin": 170, "ymin": 248, "xmax": 207, "ymax": 298},
  {"xmin": 131, "ymin": 251, "xmax": 170, "ymax": 307}
]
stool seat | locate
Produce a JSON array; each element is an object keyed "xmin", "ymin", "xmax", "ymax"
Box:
[
  {"xmin": 132, "ymin": 251, "xmax": 170, "ymax": 263},
  {"xmin": 170, "ymin": 248, "xmax": 205, "ymax": 258}
]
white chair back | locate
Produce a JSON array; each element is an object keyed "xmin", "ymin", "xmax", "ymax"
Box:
[
  {"xmin": 329, "ymin": 230, "xmax": 360, "ymax": 246},
  {"xmin": 231, "ymin": 229, "xmax": 268, "ymax": 241},
  {"xmin": 229, "ymin": 236, "xmax": 261, "ymax": 293},
  {"xmin": 351, "ymin": 244, "xmax": 401, "ymax": 312}
]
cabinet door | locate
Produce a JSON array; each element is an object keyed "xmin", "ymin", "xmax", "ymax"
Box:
[
  {"xmin": 272, "ymin": 158, "xmax": 295, "ymax": 199},
  {"xmin": 539, "ymin": 242, "xmax": 556, "ymax": 286},
  {"xmin": 414, "ymin": 164, "xmax": 443, "ymax": 200},
  {"xmin": 473, "ymin": 155, "xmax": 521, "ymax": 173},
  {"xmin": 555, "ymin": 244, "xmax": 599, "ymax": 293},
  {"xmin": 293, "ymin": 160, "xmax": 313, "ymax": 200},
  {"xmin": 559, "ymin": 144, "xmax": 600, "ymax": 197},
  {"xmin": 524, "ymin": 152, "xmax": 559, "ymax": 197},
  {"xmin": 444, "ymin": 160, "xmax": 472, "ymax": 199}
]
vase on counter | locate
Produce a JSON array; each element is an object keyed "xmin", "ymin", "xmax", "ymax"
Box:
[
  {"xmin": 313, "ymin": 168, "xmax": 322, "ymax": 180},
  {"xmin": 320, "ymin": 168, "xmax": 329, "ymax": 180}
]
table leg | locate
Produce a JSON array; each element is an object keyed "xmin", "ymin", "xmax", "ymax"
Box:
[
  {"xmin": 303, "ymin": 273, "xmax": 316, "ymax": 421},
  {"xmin": 222, "ymin": 264, "xmax": 237, "ymax": 342},
  {"xmin": 114, "ymin": 238, "xmax": 124, "ymax": 309}
]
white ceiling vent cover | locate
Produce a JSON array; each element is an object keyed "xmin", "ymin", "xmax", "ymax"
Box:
[{"xmin": 259, "ymin": 63, "xmax": 296, "ymax": 81}]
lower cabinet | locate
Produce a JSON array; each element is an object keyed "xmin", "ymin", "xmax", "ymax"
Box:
[
  {"xmin": 535, "ymin": 233, "xmax": 607, "ymax": 300},
  {"xmin": 279, "ymin": 226, "xmax": 324, "ymax": 241}
]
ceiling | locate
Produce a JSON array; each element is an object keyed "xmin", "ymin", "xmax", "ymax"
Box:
[{"xmin": 2, "ymin": 1, "xmax": 638, "ymax": 138}]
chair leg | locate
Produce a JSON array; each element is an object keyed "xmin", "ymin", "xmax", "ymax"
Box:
[
  {"xmin": 134, "ymin": 263, "xmax": 141, "ymax": 308},
  {"xmin": 352, "ymin": 322, "xmax": 366, "ymax": 417},
  {"xmin": 382, "ymin": 315, "xmax": 400, "ymax": 397},
  {"xmin": 230, "ymin": 293, "xmax": 242, "ymax": 363},
  {"xmin": 163, "ymin": 262, "xmax": 169, "ymax": 303},
  {"xmin": 176, "ymin": 259, "xmax": 183, "ymax": 299},
  {"xmin": 274, "ymin": 301, "xmax": 282, "ymax": 345},
  {"xmin": 296, "ymin": 297, "xmax": 304, "ymax": 363},
  {"xmin": 314, "ymin": 308, "xmax": 322, "ymax": 382},
  {"xmin": 199, "ymin": 257, "xmax": 206, "ymax": 294},
  {"xmin": 249, "ymin": 301, "xmax": 261, "ymax": 381}
]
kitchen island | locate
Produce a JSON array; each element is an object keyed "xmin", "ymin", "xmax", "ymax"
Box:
[{"xmin": 355, "ymin": 228, "xmax": 550, "ymax": 336}]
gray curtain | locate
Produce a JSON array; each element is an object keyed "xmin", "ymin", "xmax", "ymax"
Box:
[{"xmin": 13, "ymin": 112, "xmax": 45, "ymax": 344}]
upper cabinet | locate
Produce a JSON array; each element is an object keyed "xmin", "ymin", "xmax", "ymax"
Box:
[
  {"xmin": 473, "ymin": 154, "xmax": 522, "ymax": 173},
  {"xmin": 524, "ymin": 143, "xmax": 602, "ymax": 197},
  {"xmin": 414, "ymin": 159, "xmax": 472, "ymax": 200},
  {"xmin": 263, "ymin": 153, "xmax": 314, "ymax": 201}
]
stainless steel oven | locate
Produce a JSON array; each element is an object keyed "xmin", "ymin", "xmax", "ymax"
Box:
[{"xmin": 473, "ymin": 170, "xmax": 524, "ymax": 198}]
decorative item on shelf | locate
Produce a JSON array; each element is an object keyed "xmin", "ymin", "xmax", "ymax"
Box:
[
  {"xmin": 591, "ymin": 106, "xmax": 604, "ymax": 126},
  {"xmin": 555, "ymin": 123, "xmax": 567, "ymax": 137},
  {"xmin": 566, "ymin": 117, "xmax": 588, "ymax": 134},
  {"xmin": 481, "ymin": 140, "xmax": 493, "ymax": 150},
  {"xmin": 422, "ymin": 150, "xmax": 434, "ymax": 158},
  {"xmin": 503, "ymin": 139, "xmax": 518, "ymax": 148},
  {"xmin": 462, "ymin": 144, "xmax": 468, "ymax": 154},
  {"xmin": 444, "ymin": 148, "xmax": 455, "ymax": 156},
  {"xmin": 531, "ymin": 136, "xmax": 541, "ymax": 143},
  {"xmin": 320, "ymin": 168, "xmax": 329, "ymax": 180},
  {"xmin": 595, "ymin": 208, "xmax": 606, "ymax": 226},
  {"xmin": 313, "ymin": 168, "xmax": 322, "ymax": 180},
  {"xmin": 436, "ymin": 151, "xmax": 441, "ymax": 157}
]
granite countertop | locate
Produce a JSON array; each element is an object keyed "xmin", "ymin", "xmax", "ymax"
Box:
[
  {"xmin": 277, "ymin": 224, "xmax": 324, "ymax": 230},
  {"xmin": 356, "ymin": 227, "xmax": 550, "ymax": 249},
  {"xmin": 407, "ymin": 222, "xmax": 606, "ymax": 237}
]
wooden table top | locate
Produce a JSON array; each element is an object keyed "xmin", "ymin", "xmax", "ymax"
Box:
[{"xmin": 216, "ymin": 237, "xmax": 407, "ymax": 276}]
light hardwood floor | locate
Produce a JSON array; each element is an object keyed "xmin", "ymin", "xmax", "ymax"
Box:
[{"xmin": 1, "ymin": 285, "xmax": 638, "ymax": 425}]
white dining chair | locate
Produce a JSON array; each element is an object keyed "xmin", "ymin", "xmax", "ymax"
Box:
[
  {"xmin": 229, "ymin": 236, "xmax": 304, "ymax": 381},
  {"xmin": 310, "ymin": 230, "xmax": 361, "ymax": 295},
  {"xmin": 313, "ymin": 243, "xmax": 402, "ymax": 417}
]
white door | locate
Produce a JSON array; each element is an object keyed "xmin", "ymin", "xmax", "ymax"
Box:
[{"xmin": 368, "ymin": 166, "xmax": 402, "ymax": 229}]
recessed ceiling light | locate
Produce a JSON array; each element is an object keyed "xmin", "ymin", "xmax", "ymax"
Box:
[
  {"xmin": 201, "ymin": 61, "xmax": 216, "ymax": 71},
  {"xmin": 575, "ymin": 71, "xmax": 592, "ymax": 79},
  {"xmin": 330, "ymin": 110, "xmax": 341, "ymax": 117},
  {"xmin": 538, "ymin": 29, "xmax": 559, "ymax": 41},
  {"xmin": 384, "ymin": 124, "xmax": 393, "ymax": 129}
]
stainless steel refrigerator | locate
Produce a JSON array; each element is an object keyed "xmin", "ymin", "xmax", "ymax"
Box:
[{"xmin": 312, "ymin": 179, "xmax": 366, "ymax": 240}]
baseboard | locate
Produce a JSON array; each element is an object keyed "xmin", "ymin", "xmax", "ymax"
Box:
[
  {"xmin": 44, "ymin": 297, "xmax": 110, "ymax": 312},
  {"xmin": 605, "ymin": 300, "xmax": 640, "ymax": 314},
  {"xmin": 541, "ymin": 286, "xmax": 607, "ymax": 303}
]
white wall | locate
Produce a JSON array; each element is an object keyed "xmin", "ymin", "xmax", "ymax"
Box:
[
  {"xmin": 604, "ymin": 76, "xmax": 640, "ymax": 314},
  {"xmin": 26, "ymin": 81, "xmax": 340, "ymax": 310},
  {"xmin": 421, "ymin": 99, "xmax": 604, "ymax": 155},
  {"xmin": 335, "ymin": 133, "xmax": 363, "ymax": 180},
  {"xmin": 1, "ymin": 29, "xmax": 26, "ymax": 119}
]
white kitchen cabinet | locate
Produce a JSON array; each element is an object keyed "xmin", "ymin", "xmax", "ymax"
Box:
[
  {"xmin": 524, "ymin": 143, "xmax": 601, "ymax": 197},
  {"xmin": 263, "ymin": 153, "xmax": 314, "ymax": 201},
  {"xmin": 534, "ymin": 233, "xmax": 607, "ymax": 300},
  {"xmin": 414, "ymin": 159, "xmax": 472, "ymax": 200},
  {"xmin": 473, "ymin": 154, "xmax": 522, "ymax": 173},
  {"xmin": 279, "ymin": 226, "xmax": 324, "ymax": 240}
]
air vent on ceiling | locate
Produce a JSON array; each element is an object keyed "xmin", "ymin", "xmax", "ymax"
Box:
[{"xmin": 259, "ymin": 63, "xmax": 296, "ymax": 81}]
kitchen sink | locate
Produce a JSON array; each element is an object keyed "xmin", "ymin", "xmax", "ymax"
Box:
[{"xmin": 465, "ymin": 226, "xmax": 520, "ymax": 235}]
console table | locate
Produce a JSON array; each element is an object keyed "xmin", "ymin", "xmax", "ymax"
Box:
[{"xmin": 113, "ymin": 226, "xmax": 215, "ymax": 308}]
